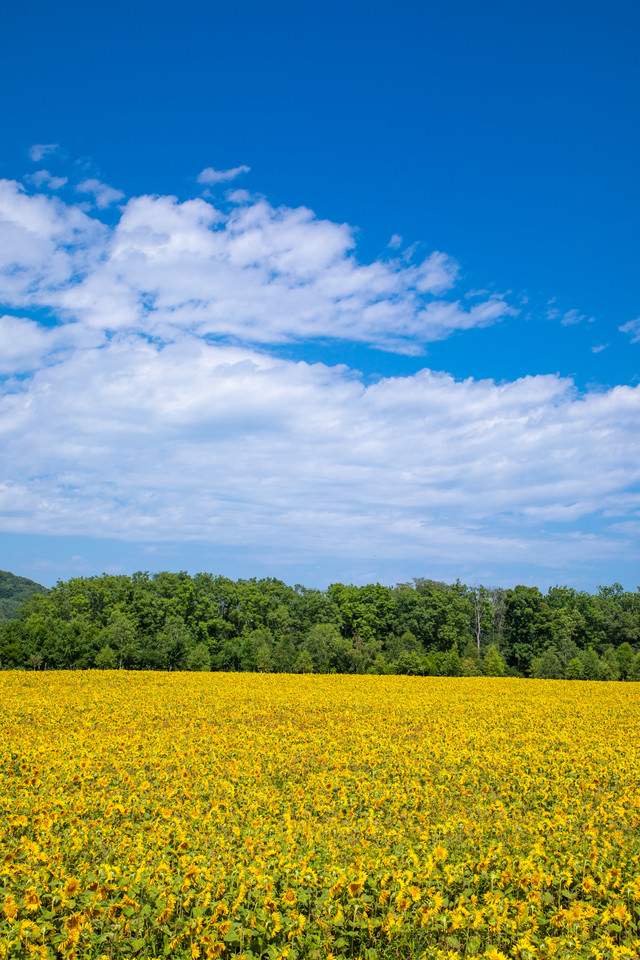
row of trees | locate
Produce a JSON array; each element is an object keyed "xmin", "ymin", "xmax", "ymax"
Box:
[{"xmin": 1, "ymin": 572, "xmax": 639, "ymax": 678}]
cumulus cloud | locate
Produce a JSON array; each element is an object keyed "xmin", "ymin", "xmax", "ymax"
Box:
[
  {"xmin": 0, "ymin": 178, "xmax": 511, "ymax": 350},
  {"xmin": 0, "ymin": 315, "xmax": 102, "ymax": 373},
  {"xmin": 0, "ymin": 165, "xmax": 637, "ymax": 581},
  {"xmin": 0, "ymin": 179, "xmax": 108, "ymax": 310},
  {"xmin": 197, "ymin": 165, "xmax": 251, "ymax": 185},
  {"xmin": 76, "ymin": 178, "xmax": 125, "ymax": 209},
  {"xmin": 0, "ymin": 315, "xmax": 56, "ymax": 372}
]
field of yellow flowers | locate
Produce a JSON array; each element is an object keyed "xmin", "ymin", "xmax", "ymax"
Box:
[{"xmin": 1, "ymin": 673, "xmax": 640, "ymax": 960}]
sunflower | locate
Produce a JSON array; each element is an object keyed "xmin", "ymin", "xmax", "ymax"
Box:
[
  {"xmin": 63, "ymin": 877, "xmax": 80, "ymax": 898},
  {"xmin": 23, "ymin": 889, "xmax": 41, "ymax": 912},
  {"xmin": 2, "ymin": 896, "xmax": 18, "ymax": 920}
]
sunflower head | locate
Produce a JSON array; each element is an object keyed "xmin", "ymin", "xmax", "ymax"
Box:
[
  {"xmin": 64, "ymin": 877, "xmax": 80, "ymax": 898},
  {"xmin": 24, "ymin": 889, "xmax": 41, "ymax": 912}
]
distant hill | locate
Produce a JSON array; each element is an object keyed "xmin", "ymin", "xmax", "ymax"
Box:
[{"xmin": 0, "ymin": 569, "xmax": 49, "ymax": 620}]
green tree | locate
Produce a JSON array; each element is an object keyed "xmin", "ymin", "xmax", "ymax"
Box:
[
  {"xmin": 351, "ymin": 633, "xmax": 381, "ymax": 674},
  {"xmin": 272, "ymin": 634, "xmax": 295, "ymax": 673},
  {"xmin": 420, "ymin": 652, "xmax": 441, "ymax": 676},
  {"xmin": 532, "ymin": 646, "xmax": 563, "ymax": 679},
  {"xmin": 394, "ymin": 651, "xmax": 422, "ymax": 675},
  {"xmin": 303, "ymin": 623, "xmax": 343, "ymax": 673},
  {"xmin": 580, "ymin": 647, "xmax": 602, "ymax": 680},
  {"xmin": 482, "ymin": 644, "xmax": 505, "ymax": 677},
  {"xmin": 99, "ymin": 609, "xmax": 139, "ymax": 670},
  {"xmin": 327, "ymin": 582, "xmax": 394, "ymax": 646},
  {"xmin": 234, "ymin": 627, "xmax": 274, "ymax": 671},
  {"xmin": 503, "ymin": 586, "xmax": 553, "ymax": 674},
  {"xmin": 600, "ymin": 646, "xmax": 621, "ymax": 681},
  {"xmin": 254, "ymin": 637, "xmax": 274, "ymax": 672},
  {"xmin": 444, "ymin": 643, "xmax": 461, "ymax": 676},
  {"xmin": 152, "ymin": 617, "xmax": 193, "ymax": 670},
  {"xmin": 629, "ymin": 652, "xmax": 640, "ymax": 681},
  {"xmin": 185, "ymin": 642, "xmax": 211, "ymax": 671},
  {"xmin": 461, "ymin": 656, "xmax": 483, "ymax": 676},
  {"xmin": 95, "ymin": 644, "xmax": 118, "ymax": 669},
  {"xmin": 0, "ymin": 570, "xmax": 49, "ymax": 621},
  {"xmin": 616, "ymin": 642, "xmax": 635, "ymax": 680},
  {"xmin": 386, "ymin": 630, "xmax": 421, "ymax": 663},
  {"xmin": 468, "ymin": 585, "xmax": 495, "ymax": 655},
  {"xmin": 566, "ymin": 657, "xmax": 583, "ymax": 679},
  {"xmin": 293, "ymin": 648, "xmax": 314, "ymax": 673},
  {"xmin": 370, "ymin": 653, "xmax": 391, "ymax": 674}
]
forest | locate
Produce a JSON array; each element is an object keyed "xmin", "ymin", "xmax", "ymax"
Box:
[
  {"xmin": 0, "ymin": 569, "xmax": 49, "ymax": 620},
  {"xmin": 1, "ymin": 570, "xmax": 640, "ymax": 679}
]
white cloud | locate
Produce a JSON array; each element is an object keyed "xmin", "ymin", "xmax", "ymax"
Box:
[
  {"xmin": 412, "ymin": 251, "xmax": 459, "ymax": 293},
  {"xmin": 560, "ymin": 308, "xmax": 583, "ymax": 325},
  {"xmin": 0, "ymin": 178, "xmax": 512, "ymax": 350},
  {"xmin": 0, "ymin": 180, "xmax": 108, "ymax": 310},
  {"xmin": 0, "ymin": 315, "xmax": 56, "ymax": 372},
  {"xmin": 620, "ymin": 317, "xmax": 640, "ymax": 342},
  {"xmin": 591, "ymin": 343, "xmax": 609, "ymax": 354},
  {"xmin": 0, "ymin": 165, "xmax": 637, "ymax": 582},
  {"xmin": 29, "ymin": 143, "xmax": 60, "ymax": 162},
  {"xmin": 197, "ymin": 165, "xmax": 251, "ymax": 185},
  {"xmin": 0, "ymin": 336, "xmax": 638, "ymax": 576},
  {"xmin": 76, "ymin": 178, "xmax": 125, "ymax": 209},
  {"xmin": 547, "ymin": 304, "xmax": 594, "ymax": 326},
  {"xmin": 0, "ymin": 315, "xmax": 102, "ymax": 373},
  {"xmin": 27, "ymin": 170, "xmax": 68, "ymax": 190}
]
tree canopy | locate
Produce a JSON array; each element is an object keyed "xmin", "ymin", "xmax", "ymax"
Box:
[
  {"xmin": 1, "ymin": 570, "xmax": 640, "ymax": 679},
  {"xmin": 0, "ymin": 569, "xmax": 49, "ymax": 622}
]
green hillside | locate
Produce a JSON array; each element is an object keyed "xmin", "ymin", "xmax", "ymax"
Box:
[{"xmin": 0, "ymin": 569, "xmax": 49, "ymax": 621}]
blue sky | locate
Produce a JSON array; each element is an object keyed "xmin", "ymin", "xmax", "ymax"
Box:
[{"xmin": 1, "ymin": 0, "xmax": 639, "ymax": 591}]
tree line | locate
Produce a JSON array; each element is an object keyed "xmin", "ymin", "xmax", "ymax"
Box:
[{"xmin": 1, "ymin": 571, "xmax": 639, "ymax": 679}]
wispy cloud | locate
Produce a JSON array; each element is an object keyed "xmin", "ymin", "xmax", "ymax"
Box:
[
  {"xmin": 28, "ymin": 143, "xmax": 61, "ymax": 162},
  {"xmin": 26, "ymin": 170, "xmax": 68, "ymax": 190},
  {"xmin": 620, "ymin": 317, "xmax": 640, "ymax": 342},
  {"xmin": 76, "ymin": 178, "xmax": 125, "ymax": 209},
  {"xmin": 547, "ymin": 302, "xmax": 594, "ymax": 326},
  {"xmin": 197, "ymin": 165, "xmax": 250, "ymax": 185}
]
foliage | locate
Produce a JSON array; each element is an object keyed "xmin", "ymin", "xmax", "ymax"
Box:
[
  {"xmin": 1, "ymin": 571, "xmax": 640, "ymax": 679},
  {"xmin": 0, "ymin": 569, "xmax": 48, "ymax": 621},
  {"xmin": 482, "ymin": 644, "xmax": 506, "ymax": 677}
]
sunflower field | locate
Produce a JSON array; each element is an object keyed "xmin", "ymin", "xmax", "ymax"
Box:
[{"xmin": 1, "ymin": 673, "xmax": 640, "ymax": 960}]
